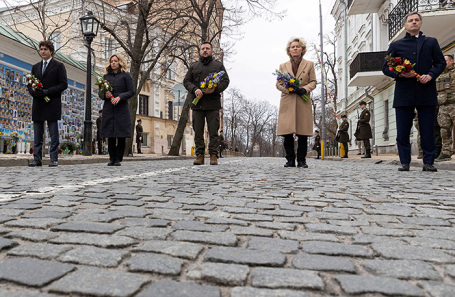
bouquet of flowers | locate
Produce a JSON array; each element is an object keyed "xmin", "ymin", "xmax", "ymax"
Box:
[
  {"xmin": 192, "ymin": 71, "xmax": 225, "ymax": 105},
  {"xmin": 95, "ymin": 76, "xmax": 114, "ymax": 100},
  {"xmin": 385, "ymin": 54, "xmax": 420, "ymax": 79},
  {"xmin": 26, "ymin": 74, "xmax": 50, "ymax": 102},
  {"xmin": 273, "ymin": 70, "xmax": 310, "ymax": 102}
]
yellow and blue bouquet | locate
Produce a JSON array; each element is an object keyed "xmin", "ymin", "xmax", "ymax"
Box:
[
  {"xmin": 273, "ymin": 70, "xmax": 310, "ymax": 102},
  {"xmin": 193, "ymin": 71, "xmax": 225, "ymax": 105}
]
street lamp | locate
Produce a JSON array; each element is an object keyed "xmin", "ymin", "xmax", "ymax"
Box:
[{"xmin": 79, "ymin": 11, "xmax": 99, "ymax": 156}]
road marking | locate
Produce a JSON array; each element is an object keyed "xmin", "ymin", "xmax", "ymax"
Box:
[{"xmin": 0, "ymin": 160, "xmax": 243, "ymax": 202}]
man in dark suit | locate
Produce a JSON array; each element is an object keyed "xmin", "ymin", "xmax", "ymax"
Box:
[
  {"xmin": 27, "ymin": 40, "xmax": 68, "ymax": 167},
  {"xmin": 383, "ymin": 12, "xmax": 446, "ymax": 172},
  {"xmin": 135, "ymin": 119, "xmax": 143, "ymax": 154}
]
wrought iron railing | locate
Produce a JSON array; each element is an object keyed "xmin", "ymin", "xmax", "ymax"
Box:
[
  {"xmin": 389, "ymin": 0, "xmax": 455, "ymax": 40},
  {"xmin": 349, "ymin": 51, "xmax": 387, "ymax": 79}
]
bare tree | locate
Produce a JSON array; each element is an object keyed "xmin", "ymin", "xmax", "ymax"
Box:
[
  {"xmin": 94, "ymin": 0, "xmax": 190, "ymax": 156},
  {"xmin": 168, "ymin": 0, "xmax": 284, "ymax": 156}
]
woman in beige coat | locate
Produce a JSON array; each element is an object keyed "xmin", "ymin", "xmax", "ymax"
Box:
[{"xmin": 276, "ymin": 37, "xmax": 317, "ymax": 168}]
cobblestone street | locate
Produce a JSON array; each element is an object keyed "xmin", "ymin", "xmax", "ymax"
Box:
[{"xmin": 0, "ymin": 157, "xmax": 455, "ymax": 297}]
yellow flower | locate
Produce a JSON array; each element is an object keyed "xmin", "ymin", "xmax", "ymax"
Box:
[
  {"xmin": 213, "ymin": 74, "xmax": 217, "ymax": 78},
  {"xmin": 208, "ymin": 84, "xmax": 213, "ymax": 89},
  {"xmin": 290, "ymin": 79, "xmax": 295, "ymax": 83},
  {"xmin": 395, "ymin": 65, "xmax": 404, "ymax": 72},
  {"xmin": 403, "ymin": 59, "xmax": 411, "ymax": 65},
  {"xmin": 201, "ymin": 82, "xmax": 206, "ymax": 88},
  {"xmin": 289, "ymin": 87, "xmax": 294, "ymax": 92}
]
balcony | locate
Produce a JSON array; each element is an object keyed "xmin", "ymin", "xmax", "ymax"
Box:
[
  {"xmin": 349, "ymin": 51, "xmax": 391, "ymax": 87},
  {"xmin": 389, "ymin": 0, "xmax": 455, "ymax": 46},
  {"xmin": 347, "ymin": 0, "xmax": 386, "ymax": 15}
]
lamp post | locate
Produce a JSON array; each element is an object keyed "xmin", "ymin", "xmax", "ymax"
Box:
[{"xmin": 79, "ymin": 11, "xmax": 99, "ymax": 156}]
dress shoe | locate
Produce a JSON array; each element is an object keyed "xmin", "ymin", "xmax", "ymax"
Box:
[
  {"xmin": 284, "ymin": 160, "xmax": 296, "ymax": 167},
  {"xmin": 28, "ymin": 160, "xmax": 42, "ymax": 167},
  {"xmin": 357, "ymin": 152, "xmax": 362, "ymax": 155},
  {"xmin": 297, "ymin": 160, "xmax": 308, "ymax": 168},
  {"xmin": 341, "ymin": 155, "xmax": 348, "ymax": 158},
  {"xmin": 49, "ymin": 161, "xmax": 58, "ymax": 167},
  {"xmin": 114, "ymin": 162, "xmax": 121, "ymax": 166},
  {"xmin": 193, "ymin": 155, "xmax": 204, "ymax": 165},
  {"xmin": 210, "ymin": 154, "xmax": 218, "ymax": 165},
  {"xmin": 398, "ymin": 163, "xmax": 410, "ymax": 171},
  {"xmin": 361, "ymin": 154, "xmax": 371, "ymax": 159},
  {"xmin": 423, "ymin": 164, "xmax": 437, "ymax": 172},
  {"xmin": 107, "ymin": 161, "xmax": 116, "ymax": 166}
]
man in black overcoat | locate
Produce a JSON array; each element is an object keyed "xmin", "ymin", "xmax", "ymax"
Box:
[
  {"xmin": 27, "ymin": 40, "xmax": 68, "ymax": 167},
  {"xmin": 383, "ymin": 12, "xmax": 446, "ymax": 172},
  {"xmin": 355, "ymin": 101, "xmax": 372, "ymax": 159},
  {"xmin": 135, "ymin": 119, "xmax": 143, "ymax": 154},
  {"xmin": 337, "ymin": 114, "xmax": 350, "ymax": 158}
]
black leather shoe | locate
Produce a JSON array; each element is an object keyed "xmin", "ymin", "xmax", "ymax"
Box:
[
  {"xmin": 297, "ymin": 161, "xmax": 308, "ymax": 168},
  {"xmin": 357, "ymin": 153, "xmax": 362, "ymax": 155},
  {"xmin": 361, "ymin": 154, "xmax": 371, "ymax": 159},
  {"xmin": 49, "ymin": 161, "xmax": 58, "ymax": 167},
  {"xmin": 284, "ymin": 161, "xmax": 296, "ymax": 167},
  {"xmin": 423, "ymin": 164, "xmax": 437, "ymax": 172},
  {"xmin": 28, "ymin": 160, "xmax": 42, "ymax": 167},
  {"xmin": 107, "ymin": 161, "xmax": 116, "ymax": 166},
  {"xmin": 398, "ymin": 163, "xmax": 410, "ymax": 171},
  {"xmin": 341, "ymin": 155, "xmax": 348, "ymax": 158},
  {"xmin": 114, "ymin": 162, "xmax": 121, "ymax": 166}
]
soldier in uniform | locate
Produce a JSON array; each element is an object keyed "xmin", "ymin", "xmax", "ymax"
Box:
[
  {"xmin": 313, "ymin": 130, "xmax": 321, "ymax": 159},
  {"xmin": 355, "ymin": 101, "xmax": 372, "ymax": 158},
  {"xmin": 337, "ymin": 114, "xmax": 350, "ymax": 158},
  {"xmin": 135, "ymin": 119, "xmax": 143, "ymax": 154},
  {"xmin": 436, "ymin": 54, "xmax": 455, "ymax": 162}
]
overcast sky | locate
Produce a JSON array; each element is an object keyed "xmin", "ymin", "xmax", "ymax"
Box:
[{"xmin": 224, "ymin": 0, "xmax": 336, "ymax": 107}]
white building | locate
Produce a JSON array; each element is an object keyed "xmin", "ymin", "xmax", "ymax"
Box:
[{"xmin": 331, "ymin": 0, "xmax": 455, "ymax": 154}]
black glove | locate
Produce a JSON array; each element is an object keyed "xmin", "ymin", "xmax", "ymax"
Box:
[
  {"xmin": 34, "ymin": 89, "xmax": 45, "ymax": 99},
  {"xmin": 295, "ymin": 87, "xmax": 307, "ymax": 96}
]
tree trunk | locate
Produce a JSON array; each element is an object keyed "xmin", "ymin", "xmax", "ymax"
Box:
[{"xmin": 168, "ymin": 95, "xmax": 191, "ymax": 155}]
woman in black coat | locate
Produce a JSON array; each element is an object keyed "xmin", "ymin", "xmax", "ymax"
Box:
[{"xmin": 100, "ymin": 54, "xmax": 134, "ymax": 166}]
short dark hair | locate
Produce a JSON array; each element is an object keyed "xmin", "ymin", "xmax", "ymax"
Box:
[
  {"xmin": 38, "ymin": 40, "xmax": 55, "ymax": 55},
  {"xmin": 359, "ymin": 101, "xmax": 367, "ymax": 106},
  {"xmin": 403, "ymin": 12, "xmax": 422, "ymax": 25},
  {"xmin": 341, "ymin": 114, "xmax": 347, "ymax": 118},
  {"xmin": 99, "ymin": 110, "xmax": 103, "ymax": 114},
  {"xmin": 137, "ymin": 119, "xmax": 142, "ymax": 122},
  {"xmin": 445, "ymin": 54, "xmax": 454, "ymax": 60},
  {"xmin": 201, "ymin": 41, "xmax": 212, "ymax": 49}
]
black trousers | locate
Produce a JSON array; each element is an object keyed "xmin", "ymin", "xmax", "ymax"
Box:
[
  {"xmin": 193, "ymin": 109, "xmax": 220, "ymax": 156},
  {"xmin": 33, "ymin": 120, "xmax": 59, "ymax": 162},
  {"xmin": 136, "ymin": 140, "xmax": 142, "ymax": 153},
  {"xmin": 363, "ymin": 139, "xmax": 371, "ymax": 154},
  {"xmin": 396, "ymin": 106, "xmax": 436, "ymax": 164},
  {"xmin": 341, "ymin": 142, "xmax": 348, "ymax": 156},
  {"xmin": 108, "ymin": 137, "xmax": 126, "ymax": 162},
  {"xmin": 283, "ymin": 134, "xmax": 307, "ymax": 161}
]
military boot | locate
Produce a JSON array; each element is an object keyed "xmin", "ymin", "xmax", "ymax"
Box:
[
  {"xmin": 193, "ymin": 155, "xmax": 204, "ymax": 165},
  {"xmin": 435, "ymin": 152, "xmax": 452, "ymax": 162},
  {"xmin": 210, "ymin": 154, "xmax": 218, "ymax": 165}
]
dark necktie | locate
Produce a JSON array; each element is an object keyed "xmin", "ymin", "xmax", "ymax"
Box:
[{"xmin": 42, "ymin": 61, "xmax": 48, "ymax": 75}]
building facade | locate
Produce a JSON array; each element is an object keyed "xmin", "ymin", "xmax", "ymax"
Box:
[{"xmin": 331, "ymin": 0, "xmax": 455, "ymax": 154}]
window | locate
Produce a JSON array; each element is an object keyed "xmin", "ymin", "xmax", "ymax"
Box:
[
  {"xmin": 138, "ymin": 95, "xmax": 149, "ymax": 116},
  {"xmin": 105, "ymin": 38, "xmax": 114, "ymax": 59},
  {"xmin": 167, "ymin": 62, "xmax": 176, "ymax": 80},
  {"xmin": 49, "ymin": 32, "xmax": 61, "ymax": 51},
  {"xmin": 167, "ymin": 135, "xmax": 173, "ymax": 148},
  {"xmin": 167, "ymin": 100, "xmax": 173, "ymax": 119}
]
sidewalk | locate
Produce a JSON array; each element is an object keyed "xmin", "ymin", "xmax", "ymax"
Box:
[
  {"xmin": 321, "ymin": 153, "xmax": 455, "ymax": 171},
  {"xmin": 0, "ymin": 152, "xmax": 193, "ymax": 167}
]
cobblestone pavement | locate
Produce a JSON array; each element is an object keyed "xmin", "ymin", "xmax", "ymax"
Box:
[{"xmin": 0, "ymin": 157, "xmax": 455, "ymax": 297}]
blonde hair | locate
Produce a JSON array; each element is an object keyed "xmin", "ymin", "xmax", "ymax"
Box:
[
  {"xmin": 105, "ymin": 54, "xmax": 127, "ymax": 74},
  {"xmin": 286, "ymin": 37, "xmax": 307, "ymax": 58}
]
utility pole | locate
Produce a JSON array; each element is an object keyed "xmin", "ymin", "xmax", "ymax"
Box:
[{"xmin": 319, "ymin": 0, "xmax": 326, "ymax": 159}]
